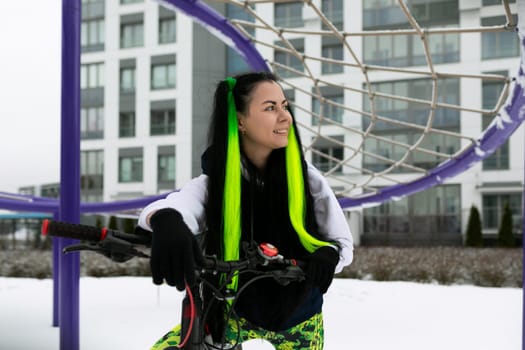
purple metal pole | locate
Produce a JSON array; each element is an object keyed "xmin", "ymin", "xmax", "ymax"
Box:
[
  {"xmin": 59, "ymin": 0, "xmax": 81, "ymax": 349},
  {"xmin": 52, "ymin": 212, "xmax": 60, "ymax": 327}
]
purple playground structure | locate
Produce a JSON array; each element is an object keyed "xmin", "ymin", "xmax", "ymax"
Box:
[{"xmin": 0, "ymin": 1, "xmax": 524, "ymax": 349}]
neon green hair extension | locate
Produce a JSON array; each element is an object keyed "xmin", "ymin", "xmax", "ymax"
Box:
[
  {"xmin": 223, "ymin": 77, "xmax": 241, "ymax": 291},
  {"xmin": 221, "ymin": 77, "xmax": 330, "ymax": 292},
  {"xmin": 286, "ymin": 124, "xmax": 331, "ymax": 253}
]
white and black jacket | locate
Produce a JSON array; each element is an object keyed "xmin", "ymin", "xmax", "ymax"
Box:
[{"xmin": 138, "ymin": 161, "xmax": 353, "ymax": 330}]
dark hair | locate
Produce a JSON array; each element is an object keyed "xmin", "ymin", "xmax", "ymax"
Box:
[
  {"xmin": 202, "ymin": 72, "xmax": 320, "ymax": 338},
  {"xmin": 204, "ymin": 71, "xmax": 318, "ymax": 252}
]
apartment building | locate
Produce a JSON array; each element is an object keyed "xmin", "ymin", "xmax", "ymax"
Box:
[
  {"xmin": 355, "ymin": 0, "xmax": 522, "ymax": 245},
  {"xmin": 79, "ymin": 0, "xmax": 228, "ymax": 203}
]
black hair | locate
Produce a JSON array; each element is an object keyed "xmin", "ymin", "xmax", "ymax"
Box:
[
  {"xmin": 203, "ymin": 71, "xmax": 318, "ymax": 254},
  {"xmin": 202, "ymin": 71, "xmax": 320, "ymax": 339}
]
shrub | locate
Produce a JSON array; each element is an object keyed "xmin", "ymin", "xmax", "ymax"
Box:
[
  {"xmin": 2, "ymin": 247, "xmax": 522, "ymax": 288},
  {"xmin": 108, "ymin": 216, "xmax": 118, "ymax": 230},
  {"xmin": 122, "ymin": 218, "xmax": 137, "ymax": 234},
  {"xmin": 465, "ymin": 205, "xmax": 483, "ymax": 247},
  {"xmin": 337, "ymin": 247, "xmax": 522, "ymax": 287},
  {"xmin": 498, "ymin": 202, "xmax": 516, "ymax": 247}
]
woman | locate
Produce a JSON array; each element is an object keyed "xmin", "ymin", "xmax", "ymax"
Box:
[{"xmin": 138, "ymin": 72, "xmax": 353, "ymax": 349}]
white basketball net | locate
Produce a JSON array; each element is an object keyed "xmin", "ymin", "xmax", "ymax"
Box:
[{"xmin": 205, "ymin": 0, "xmax": 521, "ymax": 201}]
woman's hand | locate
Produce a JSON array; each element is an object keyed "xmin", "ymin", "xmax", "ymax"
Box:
[
  {"xmin": 305, "ymin": 246, "xmax": 339, "ymax": 293},
  {"xmin": 149, "ymin": 208, "xmax": 200, "ymax": 291}
]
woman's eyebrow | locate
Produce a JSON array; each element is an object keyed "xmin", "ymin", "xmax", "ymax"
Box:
[{"xmin": 261, "ymin": 99, "xmax": 288, "ymax": 105}]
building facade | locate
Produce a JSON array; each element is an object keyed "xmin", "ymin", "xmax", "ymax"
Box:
[{"xmin": 79, "ymin": 0, "xmax": 228, "ymax": 203}]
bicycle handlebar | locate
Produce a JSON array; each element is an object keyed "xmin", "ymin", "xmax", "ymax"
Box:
[
  {"xmin": 42, "ymin": 219, "xmax": 306, "ymax": 349},
  {"xmin": 41, "ymin": 219, "xmax": 305, "ymax": 282},
  {"xmin": 42, "ymin": 219, "xmax": 151, "ymax": 245}
]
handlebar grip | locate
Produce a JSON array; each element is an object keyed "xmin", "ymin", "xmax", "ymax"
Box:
[{"xmin": 42, "ymin": 219, "xmax": 105, "ymax": 242}]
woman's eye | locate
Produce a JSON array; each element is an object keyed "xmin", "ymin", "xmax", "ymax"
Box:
[{"xmin": 265, "ymin": 105, "xmax": 275, "ymax": 111}]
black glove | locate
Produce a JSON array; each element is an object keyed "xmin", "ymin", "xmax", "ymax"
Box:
[
  {"xmin": 149, "ymin": 208, "xmax": 201, "ymax": 291},
  {"xmin": 305, "ymin": 246, "xmax": 339, "ymax": 294}
]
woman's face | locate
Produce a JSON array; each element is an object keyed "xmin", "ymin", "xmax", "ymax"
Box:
[{"xmin": 237, "ymin": 81, "xmax": 292, "ymax": 168}]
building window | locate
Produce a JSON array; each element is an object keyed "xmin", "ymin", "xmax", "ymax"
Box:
[
  {"xmin": 18, "ymin": 187, "xmax": 36, "ymax": 196},
  {"xmin": 119, "ymin": 112, "xmax": 135, "ymax": 138},
  {"xmin": 482, "ymin": 16, "xmax": 520, "ymax": 60},
  {"xmin": 81, "ymin": 150, "xmax": 104, "ymax": 202},
  {"xmin": 121, "ymin": 0, "xmax": 142, "ymax": 3},
  {"xmin": 81, "ymin": 62, "xmax": 104, "ymax": 89},
  {"xmin": 410, "ymin": 0, "xmax": 459, "ymax": 24},
  {"xmin": 41, "ymin": 184, "xmax": 60, "ymax": 199},
  {"xmin": 311, "ymin": 135, "xmax": 344, "ymax": 173},
  {"xmin": 364, "ymin": 34, "xmax": 407, "ymax": 67},
  {"xmin": 363, "ymin": 78, "xmax": 460, "ymax": 130},
  {"xmin": 312, "ymin": 86, "xmax": 344, "ymax": 125},
  {"xmin": 81, "ymin": 18, "xmax": 104, "ymax": 50},
  {"xmin": 274, "ymin": 38, "xmax": 304, "ymax": 78},
  {"xmin": 81, "ymin": 0, "xmax": 105, "ymax": 18},
  {"xmin": 151, "ymin": 63, "xmax": 175, "ymax": 89},
  {"xmin": 227, "ymin": 49, "xmax": 251, "ymax": 77},
  {"xmin": 483, "ymin": 0, "xmax": 515, "ymax": 5},
  {"xmin": 363, "ymin": 184, "xmax": 461, "ymax": 245},
  {"xmin": 362, "ymin": 78, "xmax": 460, "ymax": 173},
  {"xmin": 322, "ymin": 0, "xmax": 343, "ymax": 30},
  {"xmin": 284, "ymin": 88, "xmax": 296, "ymax": 115},
  {"xmin": 363, "ymin": 1, "xmax": 458, "ymax": 28},
  {"xmin": 81, "ymin": 107, "xmax": 104, "ymax": 139},
  {"xmin": 158, "ymin": 146, "xmax": 176, "ymax": 189},
  {"xmin": 119, "ymin": 148, "xmax": 143, "ymax": 182},
  {"xmin": 226, "ymin": 4, "xmax": 254, "ymax": 75},
  {"xmin": 151, "ymin": 55, "xmax": 176, "ymax": 89},
  {"xmin": 322, "ymin": 37, "xmax": 343, "ymax": 74},
  {"xmin": 151, "ymin": 100, "xmax": 176, "ymax": 135},
  {"xmin": 120, "ymin": 67, "xmax": 135, "ymax": 93},
  {"xmin": 363, "ymin": 0, "xmax": 409, "ymax": 28},
  {"xmin": 482, "ymin": 71, "xmax": 509, "ymax": 170},
  {"xmin": 159, "ymin": 8, "xmax": 176, "ymax": 44},
  {"xmin": 363, "ymin": 30, "xmax": 459, "ymax": 67},
  {"xmin": 158, "ymin": 153, "xmax": 175, "ymax": 182},
  {"xmin": 482, "ymin": 193, "xmax": 522, "ymax": 231},
  {"xmin": 362, "ymin": 132, "xmax": 459, "ymax": 173},
  {"xmin": 120, "ymin": 14, "xmax": 144, "ymax": 48},
  {"xmin": 274, "ymin": 2, "xmax": 303, "ymax": 28},
  {"xmin": 428, "ymin": 31, "xmax": 460, "ymax": 64},
  {"xmin": 363, "ymin": 0, "xmax": 459, "ymax": 67}
]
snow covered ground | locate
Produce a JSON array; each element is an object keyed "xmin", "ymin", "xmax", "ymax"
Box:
[{"xmin": 0, "ymin": 277, "xmax": 521, "ymax": 350}]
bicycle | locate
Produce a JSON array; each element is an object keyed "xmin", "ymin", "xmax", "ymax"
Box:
[{"xmin": 41, "ymin": 219, "xmax": 305, "ymax": 350}]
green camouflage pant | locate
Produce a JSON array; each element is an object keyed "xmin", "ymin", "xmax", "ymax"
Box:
[{"xmin": 151, "ymin": 312, "xmax": 324, "ymax": 350}]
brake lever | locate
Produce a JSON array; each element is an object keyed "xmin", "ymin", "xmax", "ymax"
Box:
[
  {"xmin": 269, "ymin": 265, "xmax": 305, "ymax": 286},
  {"xmin": 63, "ymin": 242, "xmax": 103, "ymax": 254},
  {"xmin": 62, "ymin": 234, "xmax": 150, "ymax": 262}
]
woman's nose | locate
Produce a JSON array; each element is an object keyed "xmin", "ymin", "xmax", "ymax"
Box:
[{"xmin": 278, "ymin": 107, "xmax": 291, "ymax": 122}]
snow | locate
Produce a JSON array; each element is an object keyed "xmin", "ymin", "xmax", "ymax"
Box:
[{"xmin": 0, "ymin": 277, "xmax": 521, "ymax": 350}]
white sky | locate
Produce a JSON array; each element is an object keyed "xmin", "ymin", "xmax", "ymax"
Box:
[
  {"xmin": 0, "ymin": 2, "xmax": 61, "ymax": 193},
  {"xmin": 0, "ymin": 277, "xmax": 521, "ymax": 349}
]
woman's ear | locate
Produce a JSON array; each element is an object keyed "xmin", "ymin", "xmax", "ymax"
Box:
[{"xmin": 237, "ymin": 114, "xmax": 245, "ymax": 133}]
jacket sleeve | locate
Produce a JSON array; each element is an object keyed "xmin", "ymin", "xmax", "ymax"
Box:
[
  {"xmin": 307, "ymin": 163, "xmax": 354, "ymax": 273},
  {"xmin": 138, "ymin": 174, "xmax": 209, "ymax": 235}
]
